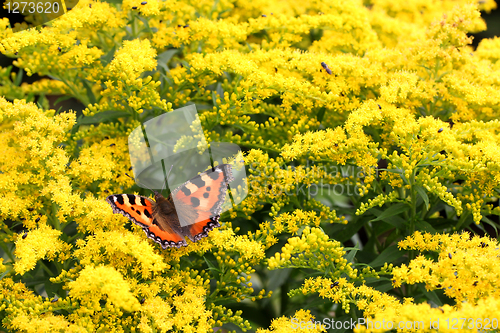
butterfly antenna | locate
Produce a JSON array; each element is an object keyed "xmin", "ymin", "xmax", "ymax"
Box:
[
  {"xmin": 161, "ymin": 165, "xmax": 174, "ymax": 194},
  {"xmin": 125, "ymin": 173, "xmax": 157, "ymax": 194}
]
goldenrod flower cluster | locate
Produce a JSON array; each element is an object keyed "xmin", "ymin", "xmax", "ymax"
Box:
[{"xmin": 1, "ymin": 0, "xmax": 500, "ymax": 331}]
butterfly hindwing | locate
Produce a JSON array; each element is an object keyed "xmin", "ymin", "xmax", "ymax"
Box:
[
  {"xmin": 143, "ymin": 222, "xmax": 187, "ymax": 248},
  {"xmin": 185, "ymin": 217, "xmax": 221, "ymax": 242}
]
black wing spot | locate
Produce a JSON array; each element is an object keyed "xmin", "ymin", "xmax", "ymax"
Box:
[
  {"xmin": 126, "ymin": 194, "xmax": 136, "ymax": 205},
  {"xmin": 181, "ymin": 187, "xmax": 191, "ymax": 196},
  {"xmin": 116, "ymin": 195, "xmax": 125, "ymax": 205},
  {"xmin": 140, "ymin": 197, "xmax": 147, "ymax": 206},
  {"xmin": 191, "ymin": 197, "xmax": 200, "ymax": 207},
  {"xmin": 136, "ymin": 210, "xmax": 141, "ymax": 215},
  {"xmin": 208, "ymin": 171, "xmax": 220, "ymax": 180},
  {"xmin": 191, "ymin": 177, "xmax": 206, "ymax": 188},
  {"xmin": 203, "ymin": 192, "xmax": 209, "ymax": 198},
  {"xmin": 206, "ymin": 186, "xmax": 211, "ymax": 191},
  {"xmin": 144, "ymin": 210, "xmax": 152, "ymax": 218},
  {"xmin": 131, "ymin": 206, "xmax": 135, "ymax": 211}
]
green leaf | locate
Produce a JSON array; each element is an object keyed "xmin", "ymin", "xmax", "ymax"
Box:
[
  {"xmin": 53, "ymin": 95, "xmax": 74, "ymax": 106},
  {"xmin": 81, "ymin": 79, "xmax": 97, "ymax": 105},
  {"xmin": 415, "ymin": 185, "xmax": 430, "ymax": 210},
  {"xmin": 365, "ymin": 278, "xmax": 394, "ymax": 293},
  {"xmin": 212, "ymin": 90, "xmax": 218, "ymax": 107},
  {"xmin": 157, "ymin": 49, "xmax": 179, "ymax": 72},
  {"xmin": 316, "ymin": 107, "xmax": 326, "ymax": 123},
  {"xmin": 203, "ymin": 256, "xmax": 220, "ymax": 273},
  {"xmin": 481, "ymin": 216, "xmax": 498, "ymax": 235},
  {"xmin": 14, "ymin": 68, "xmax": 23, "ymax": 86},
  {"xmin": 417, "ymin": 284, "xmax": 443, "ymax": 306},
  {"xmin": 100, "ymin": 45, "xmax": 116, "ymax": 66},
  {"xmin": 267, "ymin": 268, "xmax": 291, "ymax": 292},
  {"xmin": 332, "ymin": 217, "xmax": 367, "ymax": 243},
  {"xmin": 371, "ymin": 203, "xmax": 410, "ymax": 222},
  {"xmin": 368, "ymin": 244, "xmax": 401, "ymax": 268},
  {"xmin": 77, "ymin": 111, "xmax": 130, "ymax": 125},
  {"xmin": 343, "ymin": 244, "xmax": 360, "ymax": 263},
  {"xmin": 415, "ymin": 221, "xmax": 437, "ymax": 233},
  {"xmin": 216, "ymin": 82, "xmax": 224, "ymax": 100},
  {"xmin": 0, "ymin": 268, "xmax": 12, "ymax": 281}
]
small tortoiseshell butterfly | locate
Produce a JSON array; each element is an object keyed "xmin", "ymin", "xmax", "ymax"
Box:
[{"xmin": 106, "ymin": 164, "xmax": 234, "ymax": 249}]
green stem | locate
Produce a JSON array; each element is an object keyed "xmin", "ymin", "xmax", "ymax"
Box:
[{"xmin": 455, "ymin": 211, "xmax": 470, "ymax": 230}]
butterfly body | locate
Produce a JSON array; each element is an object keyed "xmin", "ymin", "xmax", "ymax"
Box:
[{"xmin": 107, "ymin": 164, "xmax": 233, "ymax": 249}]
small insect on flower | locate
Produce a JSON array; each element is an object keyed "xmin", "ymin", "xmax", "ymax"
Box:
[
  {"xmin": 321, "ymin": 62, "xmax": 332, "ymax": 75},
  {"xmin": 58, "ymin": 47, "xmax": 62, "ymax": 52},
  {"xmin": 480, "ymin": 242, "xmax": 488, "ymax": 248},
  {"xmin": 35, "ymin": 217, "xmax": 40, "ymax": 222},
  {"xmin": 132, "ymin": 6, "xmax": 137, "ymax": 9},
  {"xmin": 22, "ymin": 233, "xmax": 28, "ymax": 239},
  {"xmin": 140, "ymin": 298, "xmax": 145, "ymax": 304},
  {"xmin": 448, "ymin": 253, "xmax": 452, "ymax": 259},
  {"xmin": 89, "ymin": 4, "xmax": 91, "ymax": 7},
  {"xmin": 378, "ymin": 104, "xmax": 382, "ymax": 109},
  {"xmin": 183, "ymin": 24, "xmax": 189, "ymax": 28},
  {"xmin": 51, "ymin": 296, "xmax": 58, "ymax": 303},
  {"xmin": 28, "ymin": 208, "xmax": 34, "ymax": 212},
  {"xmin": 129, "ymin": 166, "xmax": 133, "ymax": 171},
  {"xmin": 438, "ymin": 128, "xmax": 444, "ymax": 133},
  {"xmin": 262, "ymin": 14, "xmax": 267, "ymax": 17},
  {"xmin": 141, "ymin": 1, "xmax": 147, "ymax": 4},
  {"xmin": 330, "ymin": 281, "xmax": 339, "ymax": 288},
  {"xmin": 110, "ymin": 143, "xmax": 116, "ymax": 147},
  {"xmin": 473, "ymin": 281, "xmax": 478, "ymax": 286}
]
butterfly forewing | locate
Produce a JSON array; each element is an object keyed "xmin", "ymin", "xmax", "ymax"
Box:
[
  {"xmin": 171, "ymin": 164, "xmax": 234, "ymax": 227},
  {"xmin": 106, "ymin": 194, "xmax": 154, "ymax": 228}
]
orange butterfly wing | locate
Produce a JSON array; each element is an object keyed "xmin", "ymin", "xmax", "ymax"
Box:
[
  {"xmin": 171, "ymin": 164, "xmax": 234, "ymax": 241},
  {"xmin": 106, "ymin": 194, "xmax": 187, "ymax": 248},
  {"xmin": 106, "ymin": 194, "xmax": 154, "ymax": 228},
  {"xmin": 106, "ymin": 164, "xmax": 234, "ymax": 248}
]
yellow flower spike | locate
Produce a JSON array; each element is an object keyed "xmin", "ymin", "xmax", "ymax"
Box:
[
  {"xmin": 393, "ymin": 233, "xmax": 497, "ymax": 304},
  {"xmin": 68, "ymin": 265, "xmax": 140, "ymax": 313},
  {"xmin": 14, "ymin": 224, "xmax": 66, "ymax": 275},
  {"xmin": 73, "ymin": 230, "xmax": 167, "ymax": 279}
]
